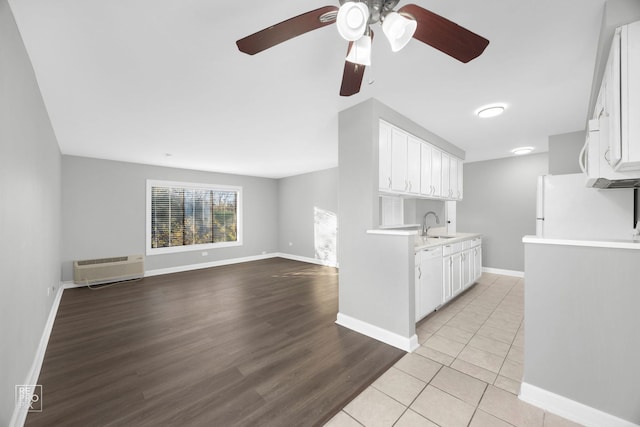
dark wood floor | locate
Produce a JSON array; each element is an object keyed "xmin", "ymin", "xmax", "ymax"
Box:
[{"xmin": 26, "ymin": 258, "xmax": 404, "ymax": 427}]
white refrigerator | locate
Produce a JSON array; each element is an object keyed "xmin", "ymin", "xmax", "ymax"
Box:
[{"xmin": 536, "ymin": 173, "xmax": 634, "ymax": 240}]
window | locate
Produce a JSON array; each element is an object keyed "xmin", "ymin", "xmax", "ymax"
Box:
[{"xmin": 146, "ymin": 180, "xmax": 242, "ymax": 255}]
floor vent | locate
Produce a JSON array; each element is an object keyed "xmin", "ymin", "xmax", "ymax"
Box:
[{"xmin": 73, "ymin": 255, "xmax": 144, "ymax": 285}]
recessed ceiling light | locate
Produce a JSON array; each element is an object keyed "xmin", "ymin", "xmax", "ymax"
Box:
[
  {"xmin": 511, "ymin": 146, "xmax": 534, "ymax": 155},
  {"xmin": 476, "ymin": 105, "xmax": 506, "ymax": 118},
  {"xmin": 165, "ymin": 153, "xmax": 172, "ymax": 157}
]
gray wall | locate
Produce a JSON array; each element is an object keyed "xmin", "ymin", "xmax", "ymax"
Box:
[
  {"xmin": 457, "ymin": 153, "xmax": 548, "ymax": 272},
  {"xmin": 548, "ymin": 131, "xmax": 585, "ymax": 175},
  {"xmin": 278, "ymin": 167, "xmax": 338, "ymax": 263},
  {"xmin": 0, "ymin": 1, "xmax": 62, "ymax": 424},
  {"xmin": 524, "ymin": 242, "xmax": 640, "ymax": 424},
  {"xmin": 61, "ymin": 156, "xmax": 279, "ymax": 280},
  {"xmin": 338, "ymin": 99, "xmax": 462, "ymax": 341}
]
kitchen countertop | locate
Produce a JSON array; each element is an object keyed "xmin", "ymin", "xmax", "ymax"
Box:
[
  {"xmin": 366, "ymin": 229, "xmax": 481, "ymax": 250},
  {"xmin": 523, "ymin": 235, "xmax": 640, "ymax": 250},
  {"xmin": 414, "ymin": 232, "xmax": 481, "ymax": 250}
]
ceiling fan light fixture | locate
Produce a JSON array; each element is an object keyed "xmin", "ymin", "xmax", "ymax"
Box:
[
  {"xmin": 382, "ymin": 12, "xmax": 417, "ymax": 52},
  {"xmin": 346, "ymin": 34, "xmax": 372, "ymax": 66},
  {"xmin": 336, "ymin": 2, "xmax": 370, "ymax": 41}
]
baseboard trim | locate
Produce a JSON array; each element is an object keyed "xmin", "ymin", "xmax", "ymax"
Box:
[
  {"xmin": 519, "ymin": 382, "xmax": 639, "ymax": 427},
  {"xmin": 9, "ymin": 284, "xmax": 64, "ymax": 427},
  {"xmin": 144, "ymin": 253, "xmax": 279, "ymax": 277},
  {"xmin": 64, "ymin": 253, "xmax": 335, "ymax": 288},
  {"xmin": 336, "ymin": 313, "xmax": 418, "ymax": 352},
  {"xmin": 482, "ymin": 267, "xmax": 524, "ymax": 278},
  {"xmin": 275, "ymin": 252, "xmax": 338, "ymax": 268}
]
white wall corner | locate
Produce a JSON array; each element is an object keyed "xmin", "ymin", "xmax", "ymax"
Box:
[
  {"xmin": 482, "ymin": 267, "xmax": 525, "ymax": 278},
  {"xmin": 336, "ymin": 312, "xmax": 417, "ymax": 352},
  {"xmin": 9, "ymin": 284, "xmax": 64, "ymax": 427},
  {"xmin": 520, "ymin": 382, "xmax": 640, "ymax": 427}
]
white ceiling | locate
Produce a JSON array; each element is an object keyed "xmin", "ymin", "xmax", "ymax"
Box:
[{"xmin": 9, "ymin": 0, "xmax": 605, "ymax": 179}]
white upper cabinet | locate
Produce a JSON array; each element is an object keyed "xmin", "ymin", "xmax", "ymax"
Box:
[
  {"xmin": 420, "ymin": 144, "xmax": 433, "ymax": 196},
  {"xmin": 603, "ymin": 20, "xmax": 640, "ymax": 172},
  {"xmin": 379, "ymin": 121, "xmax": 393, "ymax": 191},
  {"xmin": 441, "ymin": 153, "xmax": 450, "ymax": 199},
  {"xmin": 450, "ymin": 157, "xmax": 458, "ymax": 200},
  {"xmin": 618, "ymin": 20, "xmax": 640, "ymax": 171},
  {"xmin": 379, "ymin": 120, "xmax": 462, "ymax": 200},
  {"xmin": 391, "ymin": 128, "xmax": 409, "ymax": 192},
  {"xmin": 431, "ymin": 148, "xmax": 443, "ymax": 198},
  {"xmin": 449, "ymin": 157, "xmax": 463, "ymax": 200},
  {"xmin": 407, "ymin": 137, "xmax": 421, "ymax": 195}
]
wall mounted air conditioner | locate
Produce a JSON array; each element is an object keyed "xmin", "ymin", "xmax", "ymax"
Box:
[{"xmin": 73, "ymin": 255, "xmax": 144, "ymax": 285}]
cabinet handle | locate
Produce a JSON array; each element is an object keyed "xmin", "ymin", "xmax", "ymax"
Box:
[
  {"xmin": 405, "ymin": 180, "xmax": 408, "ymax": 191},
  {"xmin": 388, "ymin": 177, "xmax": 391, "ymax": 189},
  {"xmin": 409, "ymin": 181, "xmax": 412, "ymax": 191},
  {"xmin": 579, "ymin": 138, "xmax": 588, "ymax": 174},
  {"xmin": 418, "ymin": 267, "xmax": 422, "ymax": 279}
]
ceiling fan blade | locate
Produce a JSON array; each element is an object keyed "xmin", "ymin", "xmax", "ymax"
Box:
[
  {"xmin": 236, "ymin": 6, "xmax": 338, "ymax": 55},
  {"xmin": 340, "ymin": 41, "xmax": 367, "ymax": 97},
  {"xmin": 398, "ymin": 4, "xmax": 489, "ymax": 63}
]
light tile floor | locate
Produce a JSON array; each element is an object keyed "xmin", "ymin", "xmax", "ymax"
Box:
[{"xmin": 325, "ymin": 273, "xmax": 584, "ymax": 427}]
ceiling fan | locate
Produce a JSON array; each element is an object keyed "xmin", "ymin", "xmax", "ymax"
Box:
[{"xmin": 236, "ymin": 1, "xmax": 489, "ymax": 97}]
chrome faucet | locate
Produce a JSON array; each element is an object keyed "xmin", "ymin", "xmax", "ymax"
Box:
[{"xmin": 422, "ymin": 211, "xmax": 440, "ymax": 236}]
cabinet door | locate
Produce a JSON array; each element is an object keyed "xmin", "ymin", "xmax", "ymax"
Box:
[
  {"xmin": 451, "ymin": 252, "xmax": 462, "ymax": 296},
  {"xmin": 462, "ymin": 249, "xmax": 472, "ymax": 288},
  {"xmin": 441, "ymin": 153, "xmax": 451, "ymax": 200},
  {"xmin": 442, "ymin": 256, "xmax": 451, "ymax": 303},
  {"xmin": 450, "ymin": 158, "xmax": 458, "ymax": 200},
  {"xmin": 379, "ymin": 121, "xmax": 393, "ymax": 191},
  {"xmin": 420, "ymin": 144, "xmax": 433, "ymax": 196},
  {"xmin": 431, "ymin": 149, "xmax": 442, "ymax": 197},
  {"xmin": 391, "ymin": 129, "xmax": 408, "ymax": 192},
  {"xmin": 473, "ymin": 246, "xmax": 482, "ymax": 282},
  {"xmin": 606, "ymin": 28, "xmax": 622, "ymax": 168},
  {"xmin": 407, "ymin": 136, "xmax": 421, "ymax": 194},
  {"xmin": 421, "ymin": 249, "xmax": 444, "ymax": 316}
]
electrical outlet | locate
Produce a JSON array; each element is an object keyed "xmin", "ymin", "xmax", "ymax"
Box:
[
  {"xmin": 202, "ymin": 251, "xmax": 208, "ymax": 256},
  {"xmin": 47, "ymin": 287, "xmax": 50, "ymax": 297}
]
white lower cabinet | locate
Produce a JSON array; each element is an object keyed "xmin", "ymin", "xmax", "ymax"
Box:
[
  {"xmin": 462, "ymin": 249, "xmax": 472, "ymax": 290},
  {"xmin": 472, "ymin": 240, "xmax": 482, "ymax": 282},
  {"xmin": 437, "ymin": 237, "xmax": 482, "ymax": 309},
  {"xmin": 442, "ymin": 254, "xmax": 452, "ymax": 303},
  {"xmin": 450, "ymin": 252, "xmax": 463, "ymax": 296},
  {"xmin": 415, "ymin": 247, "xmax": 444, "ymax": 321}
]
